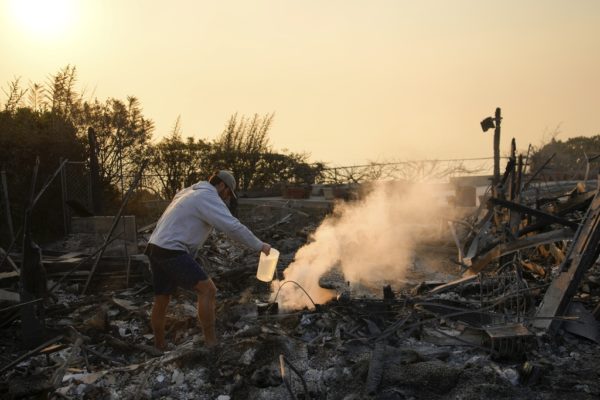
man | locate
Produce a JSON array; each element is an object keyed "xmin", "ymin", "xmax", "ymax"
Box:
[{"xmin": 147, "ymin": 170, "xmax": 270, "ymax": 350}]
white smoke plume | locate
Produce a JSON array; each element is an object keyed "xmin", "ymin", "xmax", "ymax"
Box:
[{"xmin": 272, "ymin": 181, "xmax": 453, "ymax": 310}]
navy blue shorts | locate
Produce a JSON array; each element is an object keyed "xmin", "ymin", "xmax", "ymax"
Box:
[{"xmin": 149, "ymin": 251, "xmax": 208, "ymax": 295}]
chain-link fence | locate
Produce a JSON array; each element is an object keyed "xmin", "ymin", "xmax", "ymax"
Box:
[{"xmin": 60, "ymin": 161, "xmax": 93, "ymax": 233}]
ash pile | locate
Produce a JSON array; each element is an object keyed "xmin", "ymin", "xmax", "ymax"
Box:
[{"xmin": 1, "ymin": 167, "xmax": 600, "ymax": 399}]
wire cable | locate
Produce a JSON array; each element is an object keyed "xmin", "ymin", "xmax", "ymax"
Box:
[{"xmin": 272, "ymin": 280, "xmax": 318, "ymax": 308}]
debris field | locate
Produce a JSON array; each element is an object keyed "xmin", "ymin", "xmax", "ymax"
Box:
[{"xmin": 1, "ymin": 158, "xmax": 600, "ymax": 399}]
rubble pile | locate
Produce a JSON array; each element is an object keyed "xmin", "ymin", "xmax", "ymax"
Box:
[{"xmin": 1, "ymin": 169, "xmax": 600, "ymax": 399}]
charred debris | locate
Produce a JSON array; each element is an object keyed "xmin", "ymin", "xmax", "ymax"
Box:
[{"xmin": 1, "ymin": 148, "xmax": 600, "ymax": 399}]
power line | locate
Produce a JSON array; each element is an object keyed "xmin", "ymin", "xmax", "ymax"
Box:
[{"xmin": 321, "ymin": 157, "xmax": 507, "ymax": 171}]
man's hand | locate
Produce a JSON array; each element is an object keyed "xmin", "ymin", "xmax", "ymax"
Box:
[{"xmin": 261, "ymin": 243, "xmax": 271, "ymax": 256}]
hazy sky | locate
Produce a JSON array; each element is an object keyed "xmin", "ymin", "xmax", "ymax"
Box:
[{"xmin": 1, "ymin": 0, "xmax": 599, "ymax": 166}]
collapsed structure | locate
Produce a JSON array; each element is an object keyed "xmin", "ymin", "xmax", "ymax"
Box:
[{"xmin": 1, "ymin": 138, "xmax": 600, "ymax": 399}]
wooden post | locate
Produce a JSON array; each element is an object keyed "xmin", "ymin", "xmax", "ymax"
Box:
[
  {"xmin": 88, "ymin": 127, "xmax": 103, "ymax": 214},
  {"xmin": 60, "ymin": 159, "xmax": 69, "ymax": 235},
  {"xmin": 1, "ymin": 169, "xmax": 14, "ymax": 243},
  {"xmin": 508, "ymin": 138, "xmax": 516, "ymax": 201}
]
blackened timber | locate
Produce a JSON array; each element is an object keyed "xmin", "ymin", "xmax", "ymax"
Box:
[
  {"xmin": 465, "ymin": 228, "xmax": 574, "ymax": 275},
  {"xmin": 516, "ymin": 154, "xmax": 524, "ymax": 199},
  {"xmin": 1, "ymin": 169, "xmax": 14, "ymax": 242},
  {"xmin": 522, "ymin": 153, "xmax": 556, "ymax": 191},
  {"xmin": 365, "ymin": 342, "xmax": 386, "ymax": 395},
  {"xmin": 508, "ymin": 138, "xmax": 517, "ymax": 200},
  {"xmin": 0, "ymin": 247, "xmax": 18, "ymax": 273},
  {"xmin": 556, "ymin": 191, "xmax": 596, "ymax": 216},
  {"xmin": 488, "ymin": 197, "xmax": 579, "ymax": 229},
  {"xmin": 0, "ymin": 335, "xmax": 64, "ymax": 375},
  {"xmin": 533, "ymin": 190, "xmax": 600, "ymax": 334},
  {"xmin": 509, "ymin": 154, "xmax": 524, "ymax": 235},
  {"xmin": 517, "ymin": 221, "xmax": 558, "ymax": 237}
]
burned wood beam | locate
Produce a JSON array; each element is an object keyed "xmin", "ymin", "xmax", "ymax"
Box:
[
  {"xmin": 447, "ymin": 221, "xmax": 464, "ymax": 263},
  {"xmin": 0, "ymin": 297, "xmax": 42, "ymax": 314},
  {"xmin": 0, "ymin": 335, "xmax": 64, "ymax": 375},
  {"xmin": 493, "ymin": 156, "xmax": 516, "ymax": 199},
  {"xmin": 522, "ymin": 153, "xmax": 556, "ymax": 191},
  {"xmin": 517, "ymin": 221, "xmax": 560, "ymax": 237},
  {"xmin": 0, "ymin": 288, "xmax": 19, "ymax": 302},
  {"xmin": 508, "ymin": 138, "xmax": 517, "ymax": 201},
  {"xmin": 51, "ymin": 337, "xmax": 83, "ymax": 387},
  {"xmin": 556, "ymin": 191, "xmax": 596, "ymax": 216},
  {"xmin": 429, "ymin": 275, "xmax": 478, "ymax": 295},
  {"xmin": 1, "ymin": 169, "xmax": 14, "ymax": 242},
  {"xmin": 0, "ymin": 247, "xmax": 18, "ymax": 273},
  {"xmin": 465, "ymin": 228, "xmax": 574, "ymax": 275},
  {"xmin": 102, "ymin": 334, "xmax": 163, "ymax": 357},
  {"xmin": 516, "ymin": 154, "xmax": 524, "ymax": 200},
  {"xmin": 488, "ymin": 197, "xmax": 579, "ymax": 229},
  {"xmin": 82, "ymin": 344, "xmax": 125, "ymax": 366},
  {"xmin": 365, "ymin": 342, "xmax": 386, "ymax": 395},
  {"xmin": 533, "ymin": 190, "xmax": 600, "ymax": 335},
  {"xmin": 461, "ymin": 210, "xmax": 493, "ymax": 263}
]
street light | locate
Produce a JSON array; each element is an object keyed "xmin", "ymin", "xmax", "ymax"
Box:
[
  {"xmin": 480, "ymin": 108, "xmax": 502, "ymax": 184},
  {"xmin": 480, "ymin": 116, "xmax": 495, "ymax": 132}
]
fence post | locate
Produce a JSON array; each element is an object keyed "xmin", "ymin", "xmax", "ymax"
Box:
[
  {"xmin": 60, "ymin": 159, "xmax": 70, "ymax": 235},
  {"xmin": 1, "ymin": 169, "xmax": 14, "ymax": 243}
]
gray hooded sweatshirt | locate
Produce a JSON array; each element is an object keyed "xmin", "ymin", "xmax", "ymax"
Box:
[{"xmin": 149, "ymin": 181, "xmax": 263, "ymax": 255}]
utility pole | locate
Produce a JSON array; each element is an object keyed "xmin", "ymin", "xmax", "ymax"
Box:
[
  {"xmin": 493, "ymin": 107, "xmax": 502, "ymax": 185},
  {"xmin": 480, "ymin": 107, "xmax": 502, "ymax": 185}
]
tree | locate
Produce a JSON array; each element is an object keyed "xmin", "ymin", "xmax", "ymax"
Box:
[
  {"xmin": 202, "ymin": 113, "xmax": 325, "ymax": 193},
  {"xmin": 3, "ymin": 66, "xmax": 156, "ymax": 211},
  {"xmin": 78, "ymin": 96, "xmax": 154, "ymax": 197},
  {"xmin": 0, "ymin": 107, "xmax": 86, "ymax": 242},
  {"xmin": 320, "ymin": 159, "xmax": 481, "ymax": 184},
  {"xmin": 1, "ymin": 77, "xmax": 27, "ymax": 113},
  {"xmin": 252, "ymin": 152, "xmax": 323, "ymax": 187},
  {"xmin": 207, "ymin": 113, "xmax": 273, "ymax": 191},
  {"xmin": 148, "ymin": 117, "xmax": 211, "ymax": 199},
  {"xmin": 529, "ymin": 135, "xmax": 600, "ymax": 180},
  {"xmin": 47, "ymin": 65, "xmax": 81, "ymax": 120}
]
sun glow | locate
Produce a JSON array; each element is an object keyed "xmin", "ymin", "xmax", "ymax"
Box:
[{"xmin": 8, "ymin": 0, "xmax": 76, "ymax": 40}]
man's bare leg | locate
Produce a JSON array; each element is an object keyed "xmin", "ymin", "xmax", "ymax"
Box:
[
  {"xmin": 151, "ymin": 294, "xmax": 171, "ymax": 350},
  {"xmin": 194, "ymin": 279, "xmax": 217, "ymax": 346}
]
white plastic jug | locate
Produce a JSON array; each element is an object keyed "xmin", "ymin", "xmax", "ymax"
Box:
[{"xmin": 256, "ymin": 248, "xmax": 279, "ymax": 282}]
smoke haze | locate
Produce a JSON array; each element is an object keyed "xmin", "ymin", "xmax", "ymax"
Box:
[{"xmin": 272, "ymin": 181, "xmax": 452, "ymax": 310}]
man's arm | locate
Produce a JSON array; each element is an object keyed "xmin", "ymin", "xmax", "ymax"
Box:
[{"xmin": 200, "ymin": 191, "xmax": 267, "ymax": 252}]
